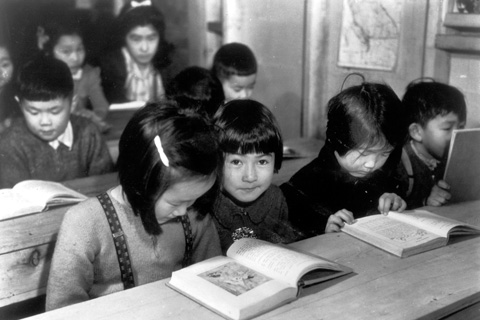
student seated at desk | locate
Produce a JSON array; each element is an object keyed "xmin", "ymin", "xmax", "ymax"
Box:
[
  {"xmin": 281, "ymin": 79, "xmax": 407, "ymax": 236},
  {"xmin": 0, "ymin": 56, "xmax": 114, "ymax": 188},
  {"xmin": 211, "ymin": 100, "xmax": 301, "ymax": 254},
  {"xmin": 46, "ymin": 101, "xmax": 222, "ymax": 310},
  {"xmin": 211, "ymin": 42, "xmax": 257, "ymax": 102},
  {"xmin": 396, "ymin": 80, "xmax": 467, "ymax": 209}
]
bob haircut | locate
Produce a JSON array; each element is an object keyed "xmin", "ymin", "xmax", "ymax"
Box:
[
  {"xmin": 117, "ymin": 100, "xmax": 222, "ymax": 235},
  {"xmin": 402, "ymin": 81, "xmax": 467, "ymax": 127},
  {"xmin": 214, "ymin": 99, "xmax": 283, "ymax": 171},
  {"xmin": 326, "ymin": 82, "xmax": 407, "ymax": 157},
  {"xmin": 212, "ymin": 42, "xmax": 257, "ymax": 81},
  {"xmin": 17, "ymin": 56, "xmax": 73, "ymax": 102},
  {"xmin": 115, "ymin": 4, "xmax": 173, "ymax": 69}
]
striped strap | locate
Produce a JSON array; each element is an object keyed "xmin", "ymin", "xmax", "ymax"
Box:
[
  {"xmin": 178, "ymin": 215, "xmax": 193, "ymax": 267},
  {"xmin": 97, "ymin": 192, "xmax": 135, "ymax": 289}
]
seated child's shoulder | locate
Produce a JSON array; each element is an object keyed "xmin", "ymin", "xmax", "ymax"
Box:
[{"xmin": 70, "ymin": 114, "xmax": 102, "ymax": 134}]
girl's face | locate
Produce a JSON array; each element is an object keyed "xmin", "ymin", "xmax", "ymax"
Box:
[
  {"xmin": 53, "ymin": 34, "xmax": 85, "ymax": 75},
  {"xmin": 222, "ymin": 152, "xmax": 274, "ymax": 203},
  {"xmin": 0, "ymin": 47, "xmax": 14, "ymax": 89},
  {"xmin": 154, "ymin": 174, "xmax": 216, "ymax": 224},
  {"xmin": 334, "ymin": 144, "xmax": 392, "ymax": 178},
  {"xmin": 125, "ymin": 24, "xmax": 159, "ymax": 67},
  {"xmin": 221, "ymin": 74, "xmax": 256, "ymax": 102}
]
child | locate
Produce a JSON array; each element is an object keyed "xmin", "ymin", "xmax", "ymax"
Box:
[
  {"xmin": 44, "ymin": 19, "xmax": 111, "ymax": 132},
  {"xmin": 211, "ymin": 42, "xmax": 257, "ymax": 102},
  {"xmin": 0, "ymin": 56, "xmax": 114, "ymax": 188},
  {"xmin": 212, "ymin": 99, "xmax": 300, "ymax": 254},
  {"xmin": 281, "ymin": 81, "xmax": 408, "ymax": 236},
  {"xmin": 0, "ymin": 42, "xmax": 21, "ymax": 133},
  {"xmin": 166, "ymin": 66, "xmax": 225, "ymax": 117},
  {"xmin": 46, "ymin": 100, "xmax": 222, "ymax": 310},
  {"xmin": 99, "ymin": 2, "xmax": 174, "ymax": 103},
  {"xmin": 397, "ymin": 80, "xmax": 467, "ymax": 209}
]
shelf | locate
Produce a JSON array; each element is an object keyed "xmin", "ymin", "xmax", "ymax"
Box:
[
  {"xmin": 444, "ymin": 13, "xmax": 480, "ymax": 29},
  {"xmin": 435, "ymin": 34, "xmax": 480, "ymax": 53}
]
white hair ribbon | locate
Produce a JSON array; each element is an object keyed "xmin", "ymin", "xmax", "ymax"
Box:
[
  {"xmin": 154, "ymin": 135, "xmax": 169, "ymax": 167},
  {"xmin": 131, "ymin": 0, "xmax": 152, "ymax": 8}
]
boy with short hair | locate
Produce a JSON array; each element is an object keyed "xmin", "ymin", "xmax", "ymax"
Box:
[
  {"xmin": 398, "ymin": 81, "xmax": 467, "ymax": 209},
  {"xmin": 211, "ymin": 42, "xmax": 257, "ymax": 102},
  {"xmin": 0, "ymin": 56, "xmax": 114, "ymax": 188}
]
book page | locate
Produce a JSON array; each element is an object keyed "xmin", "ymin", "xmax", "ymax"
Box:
[
  {"xmin": 13, "ymin": 180, "xmax": 87, "ymax": 206},
  {"xmin": 388, "ymin": 210, "xmax": 479, "ymax": 238},
  {"xmin": 0, "ymin": 189, "xmax": 44, "ymax": 220},
  {"xmin": 109, "ymin": 101, "xmax": 145, "ymax": 111},
  {"xmin": 227, "ymin": 238, "xmax": 340, "ymax": 287}
]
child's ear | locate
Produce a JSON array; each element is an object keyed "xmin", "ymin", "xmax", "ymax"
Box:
[{"xmin": 408, "ymin": 123, "xmax": 423, "ymax": 142}]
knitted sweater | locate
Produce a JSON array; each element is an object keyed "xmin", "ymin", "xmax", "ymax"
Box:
[
  {"xmin": 0, "ymin": 115, "xmax": 114, "ymax": 188},
  {"xmin": 211, "ymin": 185, "xmax": 300, "ymax": 254},
  {"xmin": 46, "ymin": 187, "xmax": 222, "ymax": 310},
  {"xmin": 74, "ymin": 64, "xmax": 110, "ymax": 119},
  {"xmin": 281, "ymin": 143, "xmax": 403, "ymax": 237}
]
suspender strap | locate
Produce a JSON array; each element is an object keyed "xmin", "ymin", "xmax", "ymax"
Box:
[
  {"xmin": 401, "ymin": 147, "xmax": 414, "ymax": 197},
  {"xmin": 178, "ymin": 215, "xmax": 193, "ymax": 267},
  {"xmin": 97, "ymin": 192, "xmax": 135, "ymax": 289}
]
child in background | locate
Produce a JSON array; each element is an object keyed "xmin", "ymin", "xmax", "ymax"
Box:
[
  {"xmin": 166, "ymin": 66, "xmax": 224, "ymax": 117},
  {"xmin": 281, "ymin": 81, "xmax": 407, "ymax": 236},
  {"xmin": 0, "ymin": 56, "xmax": 114, "ymax": 188},
  {"xmin": 211, "ymin": 42, "xmax": 257, "ymax": 102},
  {"xmin": 100, "ymin": 1, "xmax": 173, "ymax": 103},
  {"xmin": 212, "ymin": 99, "xmax": 300, "ymax": 254},
  {"xmin": 44, "ymin": 19, "xmax": 111, "ymax": 133},
  {"xmin": 397, "ymin": 80, "xmax": 467, "ymax": 208},
  {"xmin": 46, "ymin": 101, "xmax": 222, "ymax": 310},
  {"xmin": 0, "ymin": 42, "xmax": 21, "ymax": 133}
]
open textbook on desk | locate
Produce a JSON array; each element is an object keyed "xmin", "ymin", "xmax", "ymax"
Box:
[
  {"xmin": 342, "ymin": 210, "xmax": 480, "ymax": 258},
  {"xmin": 168, "ymin": 238, "xmax": 352, "ymax": 320},
  {"xmin": 0, "ymin": 180, "xmax": 87, "ymax": 221},
  {"xmin": 444, "ymin": 128, "xmax": 480, "ymax": 202}
]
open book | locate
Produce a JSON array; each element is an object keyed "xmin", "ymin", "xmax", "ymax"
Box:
[
  {"xmin": 0, "ymin": 180, "xmax": 88, "ymax": 221},
  {"xmin": 342, "ymin": 210, "xmax": 480, "ymax": 258},
  {"xmin": 167, "ymin": 238, "xmax": 352, "ymax": 320},
  {"xmin": 109, "ymin": 100, "xmax": 145, "ymax": 111},
  {"xmin": 444, "ymin": 128, "xmax": 480, "ymax": 202}
]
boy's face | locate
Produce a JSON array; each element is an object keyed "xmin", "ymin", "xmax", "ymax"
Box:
[
  {"xmin": 125, "ymin": 24, "xmax": 160, "ymax": 67},
  {"xmin": 222, "ymin": 152, "xmax": 274, "ymax": 203},
  {"xmin": 20, "ymin": 97, "xmax": 71, "ymax": 142},
  {"xmin": 334, "ymin": 144, "xmax": 392, "ymax": 178},
  {"xmin": 53, "ymin": 34, "xmax": 85, "ymax": 75},
  {"xmin": 221, "ymin": 74, "xmax": 256, "ymax": 102},
  {"xmin": 413, "ymin": 112, "xmax": 463, "ymax": 160}
]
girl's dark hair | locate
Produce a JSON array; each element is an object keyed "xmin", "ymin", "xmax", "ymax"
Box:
[
  {"xmin": 17, "ymin": 56, "xmax": 73, "ymax": 102},
  {"xmin": 117, "ymin": 100, "xmax": 222, "ymax": 235},
  {"xmin": 402, "ymin": 80, "xmax": 467, "ymax": 127},
  {"xmin": 114, "ymin": 4, "xmax": 173, "ymax": 70},
  {"xmin": 212, "ymin": 42, "xmax": 257, "ymax": 81},
  {"xmin": 213, "ymin": 99, "xmax": 283, "ymax": 171},
  {"xmin": 326, "ymin": 81, "xmax": 407, "ymax": 156}
]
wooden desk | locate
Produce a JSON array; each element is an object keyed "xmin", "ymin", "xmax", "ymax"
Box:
[{"xmin": 22, "ymin": 200, "xmax": 480, "ymax": 320}]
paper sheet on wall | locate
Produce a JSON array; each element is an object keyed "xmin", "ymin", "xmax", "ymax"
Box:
[{"xmin": 338, "ymin": 0, "xmax": 402, "ymax": 71}]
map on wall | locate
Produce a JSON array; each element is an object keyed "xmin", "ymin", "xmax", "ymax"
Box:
[{"xmin": 338, "ymin": 0, "xmax": 402, "ymax": 71}]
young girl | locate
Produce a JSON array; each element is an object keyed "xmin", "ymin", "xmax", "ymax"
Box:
[
  {"xmin": 44, "ymin": 19, "xmax": 111, "ymax": 132},
  {"xmin": 212, "ymin": 99, "xmax": 301, "ymax": 254},
  {"xmin": 46, "ymin": 101, "xmax": 222, "ymax": 310},
  {"xmin": 281, "ymin": 81, "xmax": 408, "ymax": 236},
  {"xmin": 100, "ymin": 1, "xmax": 174, "ymax": 103},
  {"xmin": 0, "ymin": 42, "xmax": 21, "ymax": 133}
]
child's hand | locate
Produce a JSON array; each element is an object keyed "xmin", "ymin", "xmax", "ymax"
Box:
[
  {"xmin": 378, "ymin": 193, "xmax": 406, "ymax": 215},
  {"xmin": 325, "ymin": 209, "xmax": 355, "ymax": 233},
  {"xmin": 426, "ymin": 180, "xmax": 451, "ymax": 207}
]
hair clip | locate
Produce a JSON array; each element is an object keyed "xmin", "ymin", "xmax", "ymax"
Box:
[
  {"xmin": 131, "ymin": 0, "xmax": 152, "ymax": 8},
  {"xmin": 154, "ymin": 135, "xmax": 169, "ymax": 167}
]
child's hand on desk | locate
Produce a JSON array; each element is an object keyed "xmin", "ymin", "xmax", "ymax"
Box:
[
  {"xmin": 378, "ymin": 193, "xmax": 406, "ymax": 215},
  {"xmin": 426, "ymin": 180, "xmax": 451, "ymax": 207},
  {"xmin": 325, "ymin": 209, "xmax": 355, "ymax": 233}
]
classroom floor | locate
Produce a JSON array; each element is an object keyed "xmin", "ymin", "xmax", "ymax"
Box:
[{"xmin": 0, "ymin": 295, "xmax": 45, "ymax": 320}]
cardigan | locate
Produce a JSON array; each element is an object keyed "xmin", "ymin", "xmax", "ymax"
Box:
[
  {"xmin": 0, "ymin": 115, "xmax": 114, "ymax": 188},
  {"xmin": 211, "ymin": 185, "xmax": 300, "ymax": 254},
  {"xmin": 281, "ymin": 143, "xmax": 403, "ymax": 237},
  {"xmin": 46, "ymin": 186, "xmax": 222, "ymax": 310},
  {"xmin": 74, "ymin": 64, "xmax": 110, "ymax": 119}
]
